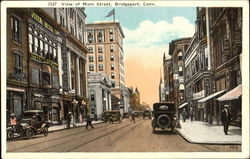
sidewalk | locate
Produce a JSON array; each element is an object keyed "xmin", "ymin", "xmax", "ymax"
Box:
[
  {"xmin": 176, "ymin": 119, "xmax": 241, "ymax": 144},
  {"xmin": 48, "ymin": 120, "xmax": 103, "ymax": 132}
]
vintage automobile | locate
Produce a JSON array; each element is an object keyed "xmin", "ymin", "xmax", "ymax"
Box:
[
  {"xmin": 143, "ymin": 110, "xmax": 152, "ymax": 119},
  {"xmin": 7, "ymin": 110, "xmax": 50, "ymax": 140},
  {"xmin": 151, "ymin": 102, "xmax": 177, "ymax": 133},
  {"xmin": 102, "ymin": 110, "xmax": 122, "ymax": 123},
  {"xmin": 122, "ymin": 112, "xmax": 130, "ymax": 119}
]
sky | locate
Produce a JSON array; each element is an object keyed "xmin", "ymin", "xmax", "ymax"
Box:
[{"xmin": 85, "ymin": 7, "xmax": 196, "ymax": 106}]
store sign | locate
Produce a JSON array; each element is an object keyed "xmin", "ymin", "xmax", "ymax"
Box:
[
  {"xmin": 31, "ymin": 12, "xmax": 59, "ymax": 34},
  {"xmin": 30, "ymin": 53, "xmax": 58, "ymax": 68}
]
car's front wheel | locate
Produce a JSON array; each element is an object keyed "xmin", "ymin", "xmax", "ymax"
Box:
[
  {"xmin": 7, "ymin": 130, "xmax": 14, "ymax": 140},
  {"xmin": 43, "ymin": 126, "xmax": 49, "ymax": 136},
  {"xmin": 26, "ymin": 128, "xmax": 34, "ymax": 139}
]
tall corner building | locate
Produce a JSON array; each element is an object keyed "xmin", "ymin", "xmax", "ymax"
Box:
[{"xmin": 85, "ymin": 22, "xmax": 125, "ymax": 110}]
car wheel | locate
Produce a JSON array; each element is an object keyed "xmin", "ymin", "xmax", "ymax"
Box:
[
  {"xmin": 7, "ymin": 130, "xmax": 14, "ymax": 140},
  {"xmin": 26, "ymin": 128, "xmax": 34, "ymax": 139},
  {"xmin": 43, "ymin": 126, "xmax": 49, "ymax": 136}
]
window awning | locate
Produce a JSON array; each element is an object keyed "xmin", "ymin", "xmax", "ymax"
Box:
[
  {"xmin": 217, "ymin": 84, "xmax": 242, "ymax": 101},
  {"xmin": 198, "ymin": 90, "xmax": 226, "ymax": 103},
  {"xmin": 179, "ymin": 102, "xmax": 188, "ymax": 108}
]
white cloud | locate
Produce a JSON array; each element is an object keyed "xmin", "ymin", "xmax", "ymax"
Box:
[{"xmin": 123, "ymin": 16, "xmax": 195, "ymax": 48}]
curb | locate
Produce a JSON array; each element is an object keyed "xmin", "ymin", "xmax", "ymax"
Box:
[
  {"xmin": 49, "ymin": 121, "xmax": 104, "ymax": 133},
  {"xmin": 175, "ymin": 128, "xmax": 241, "ymax": 145}
]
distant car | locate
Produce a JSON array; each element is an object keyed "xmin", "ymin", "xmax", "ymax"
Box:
[
  {"xmin": 151, "ymin": 102, "xmax": 177, "ymax": 133},
  {"xmin": 102, "ymin": 110, "xmax": 122, "ymax": 123},
  {"xmin": 122, "ymin": 112, "xmax": 129, "ymax": 119},
  {"xmin": 7, "ymin": 110, "xmax": 50, "ymax": 140},
  {"xmin": 143, "ymin": 110, "xmax": 152, "ymax": 119}
]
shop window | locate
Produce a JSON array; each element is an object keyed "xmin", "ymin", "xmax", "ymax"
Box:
[{"xmin": 11, "ymin": 16, "xmax": 22, "ymax": 43}]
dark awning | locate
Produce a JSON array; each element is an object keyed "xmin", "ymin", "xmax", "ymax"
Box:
[{"xmin": 217, "ymin": 84, "xmax": 242, "ymax": 101}]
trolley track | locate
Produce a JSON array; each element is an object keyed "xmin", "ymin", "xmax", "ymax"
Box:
[
  {"xmin": 40, "ymin": 119, "xmax": 144, "ymax": 152},
  {"xmin": 9, "ymin": 120, "xmax": 132, "ymax": 152}
]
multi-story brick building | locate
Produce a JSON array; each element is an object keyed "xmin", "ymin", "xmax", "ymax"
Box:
[
  {"xmin": 85, "ymin": 22, "xmax": 127, "ymax": 112},
  {"xmin": 7, "ymin": 9, "xmax": 29, "ymax": 121},
  {"xmin": 208, "ymin": 8, "xmax": 242, "ymax": 124}
]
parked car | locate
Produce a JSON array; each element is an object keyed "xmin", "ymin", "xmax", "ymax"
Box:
[
  {"xmin": 7, "ymin": 110, "xmax": 50, "ymax": 140},
  {"xmin": 151, "ymin": 102, "xmax": 177, "ymax": 133}
]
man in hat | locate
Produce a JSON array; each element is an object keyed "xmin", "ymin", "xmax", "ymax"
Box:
[
  {"xmin": 86, "ymin": 113, "xmax": 94, "ymax": 129},
  {"xmin": 220, "ymin": 105, "xmax": 232, "ymax": 135}
]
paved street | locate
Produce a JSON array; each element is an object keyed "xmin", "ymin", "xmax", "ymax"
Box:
[{"xmin": 7, "ymin": 118, "xmax": 241, "ymax": 152}]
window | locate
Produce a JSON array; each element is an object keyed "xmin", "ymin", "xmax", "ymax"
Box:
[
  {"xmin": 90, "ymin": 91, "xmax": 95, "ymax": 101},
  {"xmin": 111, "ymin": 72, "xmax": 115, "ymax": 79},
  {"xmin": 78, "ymin": 18, "xmax": 82, "ymax": 28},
  {"xmin": 99, "ymin": 64, "xmax": 104, "ymax": 71},
  {"xmin": 110, "ymin": 35, "xmax": 113, "ymax": 42},
  {"xmin": 60, "ymin": 15, "xmax": 65, "ymax": 26},
  {"xmin": 42, "ymin": 71, "xmax": 51, "ymax": 86},
  {"xmin": 88, "ymin": 56, "xmax": 94, "ymax": 62},
  {"xmin": 98, "ymin": 55, "xmax": 103, "ymax": 62},
  {"xmin": 111, "ymin": 64, "xmax": 115, "ymax": 70},
  {"xmin": 52, "ymin": 74, "xmax": 59, "ymax": 89},
  {"xmin": 31, "ymin": 67, "xmax": 39, "ymax": 85},
  {"xmin": 109, "ymin": 28, "xmax": 113, "ymax": 34},
  {"xmin": 88, "ymin": 47, "xmax": 93, "ymax": 53},
  {"xmin": 70, "ymin": 9, "xmax": 74, "ymax": 20},
  {"xmin": 87, "ymin": 30, "xmax": 94, "ymax": 43},
  {"xmin": 70, "ymin": 26, "xmax": 74, "ymax": 36},
  {"xmin": 14, "ymin": 51, "xmax": 23, "ymax": 74},
  {"xmin": 34, "ymin": 34, "xmax": 39, "ymax": 53},
  {"xmin": 178, "ymin": 52, "xmax": 183, "ymax": 61},
  {"xmin": 89, "ymin": 64, "xmax": 94, "ymax": 71},
  {"xmin": 98, "ymin": 46, "xmax": 103, "ymax": 53},
  {"xmin": 39, "ymin": 34, "xmax": 44, "ymax": 54},
  {"xmin": 111, "ymin": 82, "xmax": 115, "ymax": 88},
  {"xmin": 11, "ymin": 16, "xmax": 22, "ymax": 43},
  {"xmin": 97, "ymin": 30, "xmax": 103, "ymax": 42},
  {"xmin": 110, "ymin": 46, "xmax": 114, "ymax": 52},
  {"xmin": 110, "ymin": 54, "xmax": 114, "ymax": 61},
  {"xmin": 29, "ymin": 33, "xmax": 33, "ymax": 53}
]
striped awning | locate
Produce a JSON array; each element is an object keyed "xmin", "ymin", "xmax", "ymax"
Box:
[
  {"xmin": 179, "ymin": 102, "xmax": 188, "ymax": 108},
  {"xmin": 198, "ymin": 90, "xmax": 226, "ymax": 103}
]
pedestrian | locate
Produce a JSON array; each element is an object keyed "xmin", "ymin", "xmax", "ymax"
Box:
[
  {"xmin": 67, "ymin": 112, "xmax": 72, "ymax": 129},
  {"xmin": 109, "ymin": 114, "xmax": 113, "ymax": 124},
  {"xmin": 86, "ymin": 113, "xmax": 94, "ymax": 129},
  {"xmin": 182, "ymin": 108, "xmax": 187, "ymax": 122},
  {"xmin": 94, "ymin": 112, "xmax": 97, "ymax": 121},
  {"xmin": 189, "ymin": 107, "xmax": 194, "ymax": 122},
  {"xmin": 220, "ymin": 105, "xmax": 231, "ymax": 135},
  {"xmin": 10, "ymin": 113, "xmax": 17, "ymax": 128},
  {"xmin": 130, "ymin": 112, "xmax": 135, "ymax": 123}
]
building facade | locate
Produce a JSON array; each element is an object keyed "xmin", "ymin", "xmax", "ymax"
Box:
[
  {"xmin": 168, "ymin": 38, "xmax": 191, "ymax": 116},
  {"xmin": 7, "ymin": 9, "xmax": 29, "ymax": 121},
  {"xmin": 208, "ymin": 8, "xmax": 242, "ymax": 124},
  {"xmin": 87, "ymin": 72, "xmax": 112, "ymax": 118},
  {"xmin": 163, "ymin": 54, "xmax": 172, "ymax": 102},
  {"xmin": 85, "ymin": 22, "xmax": 126, "ymax": 111}
]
